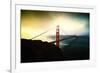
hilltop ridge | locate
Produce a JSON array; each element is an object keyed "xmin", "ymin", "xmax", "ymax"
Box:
[{"xmin": 21, "ymin": 39, "xmax": 64, "ymax": 63}]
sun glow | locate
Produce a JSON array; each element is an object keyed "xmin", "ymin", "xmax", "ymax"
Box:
[{"xmin": 51, "ymin": 15, "xmax": 86, "ymax": 35}]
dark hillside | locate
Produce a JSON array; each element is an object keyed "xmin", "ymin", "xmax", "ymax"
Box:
[{"xmin": 21, "ymin": 39, "xmax": 64, "ymax": 63}]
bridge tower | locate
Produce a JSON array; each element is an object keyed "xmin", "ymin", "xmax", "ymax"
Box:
[{"xmin": 56, "ymin": 25, "xmax": 60, "ymax": 48}]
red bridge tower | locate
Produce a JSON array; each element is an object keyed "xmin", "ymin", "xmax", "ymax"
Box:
[{"xmin": 56, "ymin": 25, "xmax": 60, "ymax": 48}]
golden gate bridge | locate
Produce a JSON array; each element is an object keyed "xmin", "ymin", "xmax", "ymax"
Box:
[{"xmin": 31, "ymin": 25, "xmax": 78, "ymax": 48}]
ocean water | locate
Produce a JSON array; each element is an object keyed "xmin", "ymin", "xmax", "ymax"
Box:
[{"xmin": 52, "ymin": 35, "xmax": 89, "ymax": 60}]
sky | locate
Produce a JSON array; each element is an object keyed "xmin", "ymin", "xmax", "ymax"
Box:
[{"xmin": 21, "ymin": 10, "xmax": 89, "ymax": 42}]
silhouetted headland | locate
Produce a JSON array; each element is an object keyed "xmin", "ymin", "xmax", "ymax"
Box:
[
  {"xmin": 21, "ymin": 35, "xmax": 89, "ymax": 63},
  {"xmin": 21, "ymin": 39, "xmax": 64, "ymax": 63}
]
